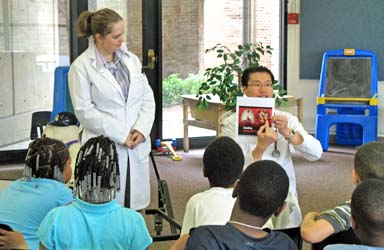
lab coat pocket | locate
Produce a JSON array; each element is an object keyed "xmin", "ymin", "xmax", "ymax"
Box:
[
  {"xmin": 128, "ymin": 73, "xmax": 149, "ymax": 102},
  {"xmin": 131, "ymin": 139, "xmax": 151, "ymax": 162}
]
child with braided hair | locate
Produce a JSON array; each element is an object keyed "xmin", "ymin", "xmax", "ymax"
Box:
[
  {"xmin": 0, "ymin": 138, "xmax": 73, "ymax": 250},
  {"xmin": 38, "ymin": 135, "xmax": 152, "ymax": 250}
]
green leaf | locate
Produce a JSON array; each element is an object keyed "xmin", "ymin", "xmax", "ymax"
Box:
[
  {"xmin": 235, "ymin": 51, "xmax": 243, "ymax": 57},
  {"xmin": 196, "ymin": 42, "xmax": 275, "ymax": 110},
  {"xmin": 256, "ymin": 47, "xmax": 264, "ymax": 53}
]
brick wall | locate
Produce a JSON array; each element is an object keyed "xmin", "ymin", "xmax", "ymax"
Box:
[
  {"xmin": 126, "ymin": 0, "xmax": 142, "ymax": 59},
  {"xmin": 203, "ymin": 0, "xmax": 243, "ymax": 70},
  {"xmin": 162, "ymin": 0, "xmax": 204, "ymax": 78},
  {"xmin": 254, "ymin": 0, "xmax": 281, "ymax": 77},
  {"xmin": 125, "ymin": 0, "xmax": 280, "ymax": 79},
  {"xmin": 125, "ymin": 0, "xmax": 204, "ymax": 79}
]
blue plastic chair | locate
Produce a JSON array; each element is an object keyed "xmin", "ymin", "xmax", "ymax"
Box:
[
  {"xmin": 315, "ymin": 49, "xmax": 378, "ymax": 151},
  {"xmin": 50, "ymin": 66, "xmax": 73, "ymax": 121}
]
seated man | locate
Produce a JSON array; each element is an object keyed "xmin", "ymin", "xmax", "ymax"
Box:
[
  {"xmin": 301, "ymin": 142, "xmax": 384, "ymax": 243},
  {"xmin": 324, "ymin": 178, "xmax": 384, "ymax": 250},
  {"xmin": 38, "ymin": 135, "xmax": 152, "ymax": 250},
  {"xmin": 185, "ymin": 160, "xmax": 297, "ymax": 249},
  {"xmin": 221, "ymin": 66, "xmax": 323, "ymax": 228}
]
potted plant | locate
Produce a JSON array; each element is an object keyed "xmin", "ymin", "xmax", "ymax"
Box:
[{"xmin": 196, "ymin": 43, "xmax": 287, "ymax": 111}]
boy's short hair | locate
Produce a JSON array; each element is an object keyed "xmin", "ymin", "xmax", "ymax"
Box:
[
  {"xmin": 74, "ymin": 135, "xmax": 120, "ymax": 204},
  {"xmin": 351, "ymin": 178, "xmax": 384, "ymax": 236},
  {"xmin": 203, "ymin": 136, "xmax": 244, "ymax": 187},
  {"xmin": 354, "ymin": 142, "xmax": 384, "ymax": 181},
  {"xmin": 241, "ymin": 66, "xmax": 275, "ymax": 87},
  {"xmin": 238, "ymin": 160, "xmax": 289, "ymax": 218},
  {"xmin": 24, "ymin": 137, "xmax": 69, "ymax": 182}
]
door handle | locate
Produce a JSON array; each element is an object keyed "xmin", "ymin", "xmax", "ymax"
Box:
[{"xmin": 142, "ymin": 49, "xmax": 156, "ymax": 70}]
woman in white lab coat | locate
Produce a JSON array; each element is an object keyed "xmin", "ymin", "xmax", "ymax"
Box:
[{"xmin": 68, "ymin": 8, "xmax": 155, "ymax": 210}]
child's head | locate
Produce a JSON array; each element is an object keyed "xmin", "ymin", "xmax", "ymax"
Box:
[
  {"xmin": 237, "ymin": 160, "xmax": 289, "ymax": 219},
  {"xmin": 74, "ymin": 135, "xmax": 120, "ymax": 204},
  {"xmin": 203, "ymin": 136, "xmax": 244, "ymax": 187},
  {"xmin": 24, "ymin": 137, "xmax": 71, "ymax": 183},
  {"xmin": 351, "ymin": 178, "xmax": 384, "ymax": 244},
  {"xmin": 354, "ymin": 142, "xmax": 384, "ymax": 183}
]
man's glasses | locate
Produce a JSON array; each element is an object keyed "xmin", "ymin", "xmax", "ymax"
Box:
[{"xmin": 247, "ymin": 81, "xmax": 273, "ymax": 88}]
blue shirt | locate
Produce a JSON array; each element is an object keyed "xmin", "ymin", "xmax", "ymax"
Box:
[
  {"xmin": 38, "ymin": 197, "xmax": 152, "ymax": 250},
  {"xmin": 0, "ymin": 178, "xmax": 73, "ymax": 250}
]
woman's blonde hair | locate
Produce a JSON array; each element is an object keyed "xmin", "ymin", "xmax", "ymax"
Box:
[{"xmin": 76, "ymin": 8, "xmax": 123, "ymax": 39}]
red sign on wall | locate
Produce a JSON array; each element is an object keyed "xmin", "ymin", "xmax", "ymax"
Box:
[{"xmin": 288, "ymin": 13, "xmax": 299, "ymax": 24}]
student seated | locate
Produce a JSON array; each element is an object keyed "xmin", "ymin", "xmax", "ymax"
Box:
[
  {"xmin": 171, "ymin": 137, "xmax": 273, "ymax": 250},
  {"xmin": 185, "ymin": 160, "xmax": 297, "ymax": 249},
  {"xmin": 0, "ymin": 138, "xmax": 73, "ymax": 250},
  {"xmin": 324, "ymin": 178, "xmax": 384, "ymax": 250},
  {"xmin": 301, "ymin": 142, "xmax": 384, "ymax": 243},
  {"xmin": 180, "ymin": 136, "xmax": 245, "ymax": 235},
  {"xmin": 38, "ymin": 135, "xmax": 152, "ymax": 250}
]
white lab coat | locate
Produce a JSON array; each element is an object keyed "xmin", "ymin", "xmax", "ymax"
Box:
[{"xmin": 68, "ymin": 38, "xmax": 155, "ymax": 210}]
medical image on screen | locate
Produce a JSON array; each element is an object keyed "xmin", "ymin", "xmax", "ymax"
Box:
[{"xmin": 325, "ymin": 57, "xmax": 371, "ymax": 98}]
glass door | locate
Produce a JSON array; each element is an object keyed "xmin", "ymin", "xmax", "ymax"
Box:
[
  {"xmin": 161, "ymin": 0, "xmax": 285, "ymax": 145},
  {"xmin": 0, "ymin": 0, "xmax": 70, "ymax": 148}
]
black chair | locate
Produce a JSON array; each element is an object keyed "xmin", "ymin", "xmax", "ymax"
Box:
[
  {"xmin": 311, "ymin": 228, "xmax": 360, "ymax": 250},
  {"xmin": 30, "ymin": 111, "xmax": 51, "ymax": 140},
  {"xmin": 275, "ymin": 227, "xmax": 302, "ymax": 250}
]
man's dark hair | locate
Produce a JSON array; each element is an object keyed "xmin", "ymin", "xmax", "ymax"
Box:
[
  {"xmin": 354, "ymin": 142, "xmax": 384, "ymax": 181},
  {"xmin": 351, "ymin": 178, "xmax": 384, "ymax": 238},
  {"xmin": 203, "ymin": 136, "xmax": 244, "ymax": 187},
  {"xmin": 238, "ymin": 160, "xmax": 288, "ymax": 218},
  {"xmin": 241, "ymin": 66, "xmax": 275, "ymax": 87}
]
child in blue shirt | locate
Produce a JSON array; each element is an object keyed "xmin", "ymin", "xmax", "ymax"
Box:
[
  {"xmin": 38, "ymin": 135, "xmax": 152, "ymax": 250},
  {"xmin": 0, "ymin": 137, "xmax": 73, "ymax": 250}
]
